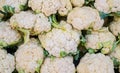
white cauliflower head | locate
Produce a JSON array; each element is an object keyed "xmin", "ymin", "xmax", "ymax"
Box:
[
  {"xmin": 77, "ymin": 53, "xmax": 114, "ymax": 73},
  {"xmin": 0, "ymin": 49, "xmax": 15, "ymax": 73},
  {"xmin": 85, "ymin": 27, "xmax": 116, "ymax": 54},
  {"xmin": 94, "ymin": 0, "xmax": 120, "ymax": 13},
  {"xmin": 0, "ymin": 21, "xmax": 21, "ymax": 48},
  {"xmin": 15, "ymin": 38, "xmax": 44, "ymax": 73},
  {"xmin": 58, "ymin": 0, "xmax": 72, "ymax": 16},
  {"xmin": 10, "ymin": 11, "xmax": 51, "ymax": 34},
  {"xmin": 28, "ymin": 0, "xmax": 61, "ymax": 16},
  {"xmin": 70, "ymin": 0, "xmax": 85, "ymax": 7},
  {"xmin": 109, "ymin": 17, "xmax": 120, "ymax": 36},
  {"xmin": 0, "ymin": 0, "xmax": 28, "ymax": 13},
  {"xmin": 41, "ymin": 56, "xmax": 75, "ymax": 73},
  {"xmin": 39, "ymin": 21, "xmax": 81, "ymax": 57},
  {"xmin": 67, "ymin": 7, "xmax": 104, "ymax": 31}
]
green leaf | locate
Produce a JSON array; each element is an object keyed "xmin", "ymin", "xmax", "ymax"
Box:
[
  {"xmin": 73, "ymin": 50, "xmax": 80, "ymax": 60},
  {"xmin": 80, "ymin": 35, "xmax": 86, "ymax": 46},
  {"xmin": 17, "ymin": 28, "xmax": 30, "ymax": 44},
  {"xmin": 43, "ymin": 49, "xmax": 49, "ymax": 57},
  {"xmin": 18, "ymin": 69, "xmax": 25, "ymax": 73},
  {"xmin": 113, "ymin": 11, "xmax": 120, "ymax": 17},
  {"xmin": 50, "ymin": 14, "xmax": 60, "ymax": 28},
  {"xmin": 84, "ymin": 0, "xmax": 95, "ymax": 7},
  {"xmin": 19, "ymin": 5, "xmax": 28, "ymax": 11},
  {"xmin": 99, "ymin": 11, "xmax": 110, "ymax": 19},
  {"xmin": 112, "ymin": 41, "xmax": 119, "ymax": 51},
  {"xmin": 0, "ymin": 40, "xmax": 8, "ymax": 48},
  {"xmin": 88, "ymin": 48, "xmax": 95, "ymax": 54},
  {"xmin": 3, "ymin": 5, "xmax": 15, "ymax": 14},
  {"xmin": 50, "ymin": 55, "xmax": 55, "ymax": 61},
  {"xmin": 60, "ymin": 51, "xmax": 67, "ymax": 57},
  {"xmin": 111, "ymin": 57, "xmax": 120, "ymax": 68},
  {"xmin": 35, "ymin": 59, "xmax": 43, "ymax": 73}
]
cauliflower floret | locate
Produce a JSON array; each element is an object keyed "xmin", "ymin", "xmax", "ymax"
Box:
[
  {"xmin": 10, "ymin": 11, "xmax": 51, "ymax": 34},
  {"xmin": 67, "ymin": 7, "xmax": 104, "ymax": 31},
  {"xmin": 109, "ymin": 17, "xmax": 120, "ymax": 36},
  {"xmin": 28, "ymin": 0, "xmax": 43, "ymax": 13},
  {"xmin": 0, "ymin": 49, "xmax": 15, "ymax": 73},
  {"xmin": 39, "ymin": 21, "xmax": 80, "ymax": 57},
  {"xmin": 15, "ymin": 38, "xmax": 44, "ymax": 73},
  {"xmin": 41, "ymin": 56, "xmax": 75, "ymax": 73},
  {"xmin": 0, "ymin": 21, "xmax": 21, "ymax": 47},
  {"xmin": 85, "ymin": 27, "xmax": 116, "ymax": 54},
  {"xmin": 58, "ymin": 0, "xmax": 72, "ymax": 16},
  {"xmin": 0, "ymin": 0, "xmax": 27, "ymax": 13},
  {"xmin": 77, "ymin": 53, "xmax": 114, "ymax": 73},
  {"xmin": 42, "ymin": 0, "xmax": 61, "ymax": 16},
  {"xmin": 70, "ymin": 0, "xmax": 84, "ymax": 7},
  {"xmin": 28, "ymin": 0, "xmax": 61, "ymax": 16},
  {"xmin": 94, "ymin": 0, "xmax": 120, "ymax": 13}
]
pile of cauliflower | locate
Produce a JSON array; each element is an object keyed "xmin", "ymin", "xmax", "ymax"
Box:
[{"xmin": 0, "ymin": 0, "xmax": 120, "ymax": 73}]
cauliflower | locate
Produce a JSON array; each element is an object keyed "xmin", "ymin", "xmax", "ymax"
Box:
[
  {"xmin": 28, "ymin": 0, "xmax": 61, "ymax": 16},
  {"xmin": 0, "ymin": 0, "xmax": 28, "ymax": 13},
  {"xmin": 110, "ymin": 45, "xmax": 120, "ymax": 62},
  {"xmin": 94, "ymin": 0, "xmax": 120, "ymax": 13},
  {"xmin": 39, "ymin": 21, "xmax": 80, "ymax": 57},
  {"xmin": 109, "ymin": 17, "xmax": 120, "ymax": 36},
  {"xmin": 0, "ymin": 49, "xmax": 15, "ymax": 73},
  {"xmin": 10, "ymin": 11, "xmax": 51, "ymax": 43},
  {"xmin": 58, "ymin": 0, "xmax": 72, "ymax": 16},
  {"xmin": 41, "ymin": 56, "xmax": 75, "ymax": 73},
  {"xmin": 67, "ymin": 7, "xmax": 104, "ymax": 31},
  {"xmin": 85, "ymin": 27, "xmax": 116, "ymax": 54},
  {"xmin": 0, "ymin": 21, "xmax": 21, "ymax": 48},
  {"xmin": 15, "ymin": 38, "xmax": 44, "ymax": 73},
  {"xmin": 70, "ymin": 0, "xmax": 85, "ymax": 7},
  {"xmin": 77, "ymin": 53, "xmax": 114, "ymax": 73}
]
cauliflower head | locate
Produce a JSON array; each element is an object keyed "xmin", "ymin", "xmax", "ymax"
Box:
[
  {"xmin": 85, "ymin": 28, "xmax": 116, "ymax": 54},
  {"xmin": 28, "ymin": 0, "xmax": 61, "ymax": 16},
  {"xmin": 10, "ymin": 11, "xmax": 51, "ymax": 43},
  {"xmin": 0, "ymin": 49, "xmax": 15, "ymax": 73},
  {"xmin": 94, "ymin": 0, "xmax": 120, "ymax": 13},
  {"xmin": 39, "ymin": 21, "xmax": 80, "ymax": 57},
  {"xmin": 58, "ymin": 0, "xmax": 72, "ymax": 16},
  {"xmin": 67, "ymin": 7, "xmax": 104, "ymax": 31},
  {"xmin": 10, "ymin": 11, "xmax": 51, "ymax": 34},
  {"xmin": 41, "ymin": 56, "xmax": 75, "ymax": 73},
  {"xmin": 15, "ymin": 38, "xmax": 44, "ymax": 73},
  {"xmin": 70, "ymin": 0, "xmax": 85, "ymax": 7},
  {"xmin": 77, "ymin": 53, "xmax": 114, "ymax": 73},
  {"xmin": 0, "ymin": 0, "xmax": 28, "ymax": 13},
  {"xmin": 0, "ymin": 21, "xmax": 21, "ymax": 48},
  {"xmin": 109, "ymin": 17, "xmax": 120, "ymax": 36}
]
